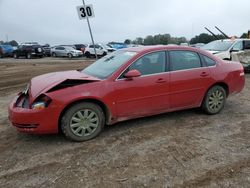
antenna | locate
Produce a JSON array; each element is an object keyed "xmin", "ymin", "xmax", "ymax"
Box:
[
  {"xmin": 204, "ymin": 27, "xmax": 220, "ymax": 40},
  {"xmin": 215, "ymin": 26, "xmax": 229, "ymax": 39}
]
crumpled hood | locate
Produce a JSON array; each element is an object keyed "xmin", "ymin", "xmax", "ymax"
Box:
[{"xmin": 29, "ymin": 70, "xmax": 100, "ymax": 101}]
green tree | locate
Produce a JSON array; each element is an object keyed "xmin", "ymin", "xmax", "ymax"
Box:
[
  {"xmin": 190, "ymin": 33, "xmax": 225, "ymax": 44},
  {"xmin": 240, "ymin": 33, "xmax": 248, "ymax": 38},
  {"xmin": 124, "ymin": 39, "xmax": 131, "ymax": 44}
]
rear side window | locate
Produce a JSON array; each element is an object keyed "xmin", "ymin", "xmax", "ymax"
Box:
[
  {"xmin": 169, "ymin": 51, "xmax": 201, "ymax": 71},
  {"xmin": 202, "ymin": 55, "xmax": 216, "ymax": 66}
]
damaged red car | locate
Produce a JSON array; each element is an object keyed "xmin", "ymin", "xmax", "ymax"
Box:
[{"xmin": 8, "ymin": 46, "xmax": 245, "ymax": 141}]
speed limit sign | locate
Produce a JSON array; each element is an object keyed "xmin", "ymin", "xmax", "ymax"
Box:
[{"xmin": 76, "ymin": 4, "xmax": 95, "ymax": 19}]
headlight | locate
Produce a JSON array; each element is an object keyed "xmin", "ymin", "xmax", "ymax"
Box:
[
  {"xmin": 32, "ymin": 102, "xmax": 46, "ymax": 110},
  {"xmin": 31, "ymin": 94, "xmax": 52, "ymax": 110}
]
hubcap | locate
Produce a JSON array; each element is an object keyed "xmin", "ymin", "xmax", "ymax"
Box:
[
  {"xmin": 208, "ymin": 90, "xmax": 224, "ymax": 112},
  {"xmin": 70, "ymin": 109, "xmax": 99, "ymax": 137}
]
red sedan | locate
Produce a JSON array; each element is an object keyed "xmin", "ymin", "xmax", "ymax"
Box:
[{"xmin": 8, "ymin": 46, "xmax": 245, "ymax": 141}]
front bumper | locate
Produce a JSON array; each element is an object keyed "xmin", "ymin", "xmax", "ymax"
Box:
[
  {"xmin": 8, "ymin": 95, "xmax": 59, "ymax": 134},
  {"xmin": 72, "ymin": 53, "xmax": 83, "ymax": 57}
]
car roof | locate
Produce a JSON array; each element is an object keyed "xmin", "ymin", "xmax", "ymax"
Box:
[{"xmin": 121, "ymin": 45, "xmax": 200, "ymax": 53}]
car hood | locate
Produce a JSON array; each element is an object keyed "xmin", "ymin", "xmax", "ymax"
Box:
[
  {"xmin": 207, "ymin": 50, "xmax": 221, "ymax": 54},
  {"xmin": 29, "ymin": 70, "xmax": 100, "ymax": 100}
]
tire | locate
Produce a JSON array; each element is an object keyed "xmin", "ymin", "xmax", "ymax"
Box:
[
  {"xmin": 85, "ymin": 52, "xmax": 91, "ymax": 58},
  {"xmin": 13, "ymin": 53, "xmax": 18, "ymax": 59},
  {"xmin": 26, "ymin": 53, "xmax": 31, "ymax": 59},
  {"xmin": 68, "ymin": 53, "xmax": 73, "ymax": 59},
  {"xmin": 0, "ymin": 54, "xmax": 2, "ymax": 58},
  {"xmin": 202, "ymin": 85, "xmax": 226, "ymax": 115},
  {"xmin": 52, "ymin": 52, "xmax": 57, "ymax": 57},
  {"xmin": 61, "ymin": 102, "xmax": 105, "ymax": 142},
  {"xmin": 102, "ymin": 52, "xmax": 107, "ymax": 56}
]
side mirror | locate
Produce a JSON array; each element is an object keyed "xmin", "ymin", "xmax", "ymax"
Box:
[
  {"xmin": 124, "ymin": 69, "xmax": 141, "ymax": 79},
  {"xmin": 230, "ymin": 49, "xmax": 239, "ymax": 52}
]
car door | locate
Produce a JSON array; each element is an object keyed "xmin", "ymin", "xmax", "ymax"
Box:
[
  {"xmin": 18, "ymin": 45, "xmax": 25, "ymax": 56},
  {"xmin": 95, "ymin": 45, "xmax": 103, "ymax": 55},
  {"xmin": 169, "ymin": 50, "xmax": 212, "ymax": 109},
  {"xmin": 61, "ymin": 47, "xmax": 67, "ymax": 56},
  {"xmin": 113, "ymin": 51, "xmax": 170, "ymax": 118}
]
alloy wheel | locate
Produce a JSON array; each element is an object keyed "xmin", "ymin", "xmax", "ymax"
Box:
[{"xmin": 70, "ymin": 109, "xmax": 99, "ymax": 137}]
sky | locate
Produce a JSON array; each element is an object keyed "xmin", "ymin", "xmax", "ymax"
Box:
[{"xmin": 0, "ymin": 0, "xmax": 249, "ymax": 45}]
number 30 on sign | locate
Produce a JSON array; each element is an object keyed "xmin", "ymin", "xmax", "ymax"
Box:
[{"xmin": 76, "ymin": 5, "xmax": 95, "ymax": 19}]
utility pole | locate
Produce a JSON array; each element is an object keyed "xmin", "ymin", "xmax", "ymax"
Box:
[{"xmin": 81, "ymin": 0, "xmax": 97, "ymax": 59}]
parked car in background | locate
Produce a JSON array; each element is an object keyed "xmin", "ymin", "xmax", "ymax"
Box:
[
  {"xmin": 105, "ymin": 44, "xmax": 116, "ymax": 52},
  {"xmin": 108, "ymin": 42, "xmax": 128, "ymax": 50},
  {"xmin": 42, "ymin": 44, "xmax": 51, "ymax": 57},
  {"xmin": 74, "ymin": 44, "xmax": 86, "ymax": 53},
  {"xmin": 13, "ymin": 44, "xmax": 44, "ymax": 59},
  {"xmin": 180, "ymin": 43, "xmax": 189, "ymax": 46},
  {"xmin": 190, "ymin": 43, "xmax": 205, "ymax": 48},
  {"xmin": 202, "ymin": 38, "xmax": 250, "ymax": 60},
  {"xmin": 51, "ymin": 46, "xmax": 83, "ymax": 58},
  {"xmin": 0, "ymin": 44, "xmax": 14, "ymax": 58},
  {"xmin": 8, "ymin": 46, "xmax": 245, "ymax": 141},
  {"xmin": 84, "ymin": 44, "xmax": 108, "ymax": 58}
]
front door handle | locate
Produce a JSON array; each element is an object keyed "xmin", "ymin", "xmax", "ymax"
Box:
[
  {"xmin": 200, "ymin": 72, "xmax": 209, "ymax": 77},
  {"xmin": 156, "ymin": 78, "xmax": 166, "ymax": 83}
]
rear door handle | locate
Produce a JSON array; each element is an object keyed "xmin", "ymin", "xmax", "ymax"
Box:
[
  {"xmin": 156, "ymin": 78, "xmax": 166, "ymax": 83},
  {"xmin": 200, "ymin": 72, "xmax": 209, "ymax": 77}
]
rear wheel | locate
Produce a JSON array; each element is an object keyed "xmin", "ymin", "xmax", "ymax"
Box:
[
  {"xmin": 85, "ymin": 52, "xmax": 91, "ymax": 58},
  {"xmin": 61, "ymin": 102, "xmax": 105, "ymax": 142},
  {"xmin": 52, "ymin": 52, "xmax": 57, "ymax": 57},
  {"xmin": 202, "ymin": 85, "xmax": 226, "ymax": 115}
]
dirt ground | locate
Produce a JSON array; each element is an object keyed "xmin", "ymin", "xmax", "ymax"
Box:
[{"xmin": 0, "ymin": 57, "xmax": 250, "ymax": 188}]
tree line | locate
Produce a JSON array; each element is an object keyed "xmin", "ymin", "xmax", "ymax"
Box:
[
  {"xmin": 125, "ymin": 32, "xmax": 249, "ymax": 45},
  {"xmin": 0, "ymin": 40, "xmax": 18, "ymax": 46}
]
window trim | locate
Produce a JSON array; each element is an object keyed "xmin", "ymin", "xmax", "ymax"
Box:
[
  {"xmin": 115, "ymin": 50, "xmax": 168, "ymax": 81},
  {"xmin": 200, "ymin": 54, "xmax": 217, "ymax": 67},
  {"xmin": 168, "ymin": 50, "xmax": 203, "ymax": 72}
]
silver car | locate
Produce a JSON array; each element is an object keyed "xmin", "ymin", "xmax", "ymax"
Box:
[{"xmin": 51, "ymin": 46, "xmax": 83, "ymax": 58}]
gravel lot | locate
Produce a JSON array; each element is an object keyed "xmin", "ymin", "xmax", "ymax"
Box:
[{"xmin": 0, "ymin": 57, "xmax": 250, "ymax": 188}]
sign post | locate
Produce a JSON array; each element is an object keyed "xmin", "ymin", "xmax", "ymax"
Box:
[{"xmin": 76, "ymin": 0, "xmax": 97, "ymax": 59}]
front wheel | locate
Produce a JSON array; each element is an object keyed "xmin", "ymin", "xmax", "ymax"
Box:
[
  {"xmin": 68, "ymin": 53, "xmax": 73, "ymax": 59},
  {"xmin": 26, "ymin": 53, "xmax": 32, "ymax": 59},
  {"xmin": 202, "ymin": 85, "xmax": 226, "ymax": 115},
  {"xmin": 61, "ymin": 102, "xmax": 105, "ymax": 142},
  {"xmin": 13, "ymin": 53, "xmax": 18, "ymax": 59}
]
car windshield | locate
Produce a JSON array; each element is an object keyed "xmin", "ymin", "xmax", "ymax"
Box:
[
  {"xmin": 202, "ymin": 40, "xmax": 234, "ymax": 51},
  {"xmin": 82, "ymin": 51, "xmax": 137, "ymax": 79}
]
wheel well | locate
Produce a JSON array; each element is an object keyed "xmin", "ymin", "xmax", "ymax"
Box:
[
  {"xmin": 58, "ymin": 99, "xmax": 111, "ymax": 132},
  {"xmin": 207, "ymin": 82, "xmax": 229, "ymax": 97}
]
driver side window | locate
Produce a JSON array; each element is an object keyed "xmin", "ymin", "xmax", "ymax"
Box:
[
  {"xmin": 125, "ymin": 51, "xmax": 166, "ymax": 77},
  {"xmin": 232, "ymin": 41, "xmax": 243, "ymax": 51}
]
